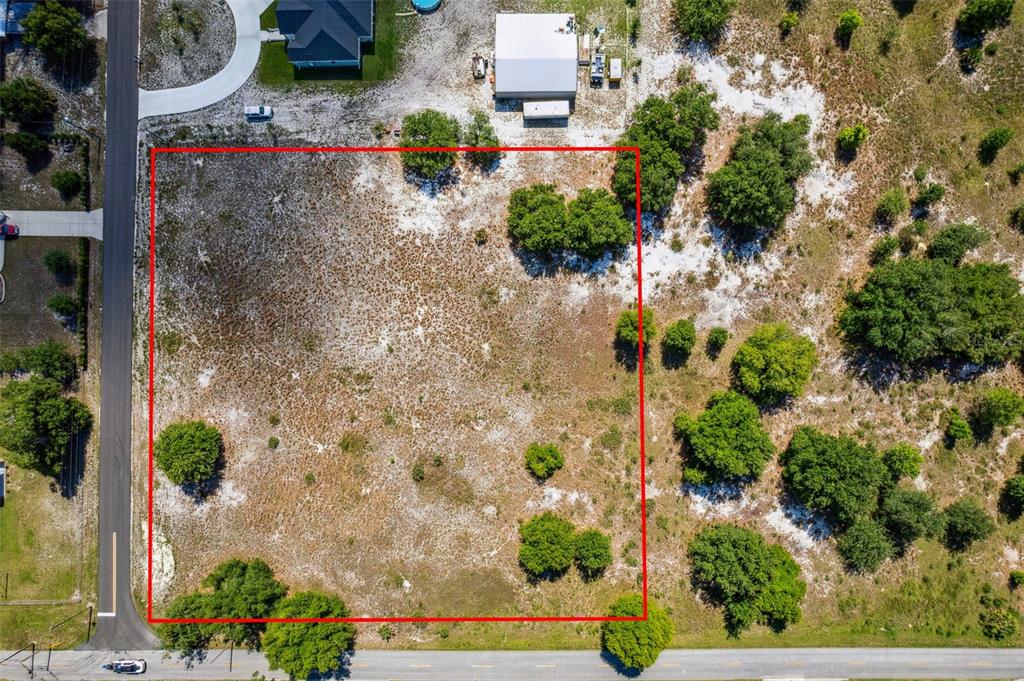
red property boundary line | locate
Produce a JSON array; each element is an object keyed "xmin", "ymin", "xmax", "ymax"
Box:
[{"xmin": 147, "ymin": 145, "xmax": 647, "ymax": 624}]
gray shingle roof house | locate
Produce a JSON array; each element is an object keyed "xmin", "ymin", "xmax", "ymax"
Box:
[{"xmin": 276, "ymin": 0, "xmax": 375, "ymax": 68}]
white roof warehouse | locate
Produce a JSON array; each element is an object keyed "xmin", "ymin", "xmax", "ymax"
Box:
[{"xmin": 494, "ymin": 13, "xmax": 578, "ymax": 100}]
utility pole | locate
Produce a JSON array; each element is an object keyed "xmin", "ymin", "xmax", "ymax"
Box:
[
  {"xmin": 229, "ymin": 642, "xmax": 233, "ymax": 672},
  {"xmin": 29, "ymin": 642, "xmax": 35, "ymax": 679}
]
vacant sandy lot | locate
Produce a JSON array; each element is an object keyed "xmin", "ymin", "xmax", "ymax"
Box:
[{"xmin": 144, "ymin": 149, "xmax": 646, "ymax": 617}]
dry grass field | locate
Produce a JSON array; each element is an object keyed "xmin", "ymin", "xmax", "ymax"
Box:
[{"xmin": 146, "ymin": 150, "xmax": 646, "ymax": 620}]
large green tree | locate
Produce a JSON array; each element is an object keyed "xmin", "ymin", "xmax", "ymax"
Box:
[
  {"xmin": 732, "ymin": 323, "xmax": 817, "ymax": 405},
  {"xmin": 674, "ymin": 0, "xmax": 737, "ymax": 42},
  {"xmin": 565, "ymin": 187, "xmax": 634, "ymax": 258},
  {"xmin": 507, "ymin": 184, "xmax": 569, "ymax": 256},
  {"xmin": 463, "ymin": 109, "xmax": 501, "ymax": 167},
  {"xmin": 706, "ymin": 113, "xmax": 813, "ymax": 241},
  {"xmin": 154, "ymin": 420, "xmax": 223, "ymax": 486},
  {"xmin": 676, "ymin": 390, "xmax": 774, "ymax": 485},
  {"xmin": 0, "ymin": 77, "xmax": 57, "ymax": 124},
  {"xmin": 688, "ymin": 524, "xmax": 806, "ymax": 635},
  {"xmin": 878, "ymin": 488, "xmax": 942, "ymax": 548},
  {"xmin": 781, "ymin": 427, "xmax": 888, "ymax": 527},
  {"xmin": 22, "ymin": 0, "xmax": 89, "ymax": 61},
  {"xmin": 612, "ymin": 85, "xmax": 720, "ymax": 212},
  {"xmin": 202, "ymin": 559, "xmax": 288, "ymax": 649},
  {"xmin": 942, "ymin": 499, "xmax": 995, "ymax": 551},
  {"xmin": 574, "ymin": 529, "xmax": 613, "ymax": 580},
  {"xmin": 263, "ymin": 592, "xmax": 356, "ymax": 679},
  {"xmin": 0, "ymin": 376, "xmax": 92, "ymax": 475},
  {"xmin": 0, "ymin": 340, "xmax": 77, "ymax": 388},
  {"xmin": 836, "ymin": 518, "xmax": 893, "ymax": 573},
  {"xmin": 159, "ymin": 593, "xmax": 215, "ymax": 657},
  {"xmin": 839, "ymin": 259, "xmax": 1024, "ymax": 366},
  {"xmin": 398, "ymin": 109, "xmax": 460, "ymax": 178},
  {"xmin": 518, "ymin": 512, "xmax": 576, "ymax": 578},
  {"xmin": 601, "ymin": 594, "xmax": 674, "ymax": 670},
  {"xmin": 957, "ymin": 0, "xmax": 1015, "ymax": 36}
]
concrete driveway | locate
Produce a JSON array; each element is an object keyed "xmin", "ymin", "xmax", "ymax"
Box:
[
  {"xmin": 138, "ymin": 0, "xmax": 275, "ymax": 119},
  {"xmin": 2, "ymin": 209, "xmax": 104, "ymax": 240}
]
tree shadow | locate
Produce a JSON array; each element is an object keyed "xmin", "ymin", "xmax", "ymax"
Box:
[
  {"xmin": 599, "ymin": 649, "xmax": 644, "ymax": 678},
  {"xmin": 613, "ymin": 337, "xmax": 642, "ymax": 372},
  {"xmin": 834, "ymin": 141, "xmax": 857, "ymax": 166},
  {"xmin": 403, "ymin": 166, "xmax": 460, "ymax": 197},
  {"xmin": 841, "ymin": 349, "xmax": 916, "ymax": 394},
  {"xmin": 54, "ymin": 420, "xmax": 91, "ymax": 499},
  {"xmin": 779, "ymin": 495, "xmax": 833, "ymax": 542},
  {"xmin": 891, "ymin": 0, "xmax": 917, "ymax": 18},
  {"xmin": 682, "ymin": 478, "xmax": 748, "ymax": 504},
  {"xmin": 41, "ymin": 41, "xmax": 101, "ymax": 93},
  {"xmin": 660, "ymin": 346, "xmax": 691, "ymax": 370}
]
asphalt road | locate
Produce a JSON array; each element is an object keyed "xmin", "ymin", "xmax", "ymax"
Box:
[
  {"xmin": 86, "ymin": 0, "xmax": 157, "ymax": 651},
  {"xmin": 2, "ymin": 648, "xmax": 1023, "ymax": 680}
]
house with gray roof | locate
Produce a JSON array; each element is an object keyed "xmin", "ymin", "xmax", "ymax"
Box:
[{"xmin": 276, "ymin": 0, "xmax": 374, "ymax": 68}]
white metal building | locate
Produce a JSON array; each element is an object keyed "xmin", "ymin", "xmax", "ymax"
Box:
[{"xmin": 494, "ymin": 13, "xmax": 578, "ymax": 101}]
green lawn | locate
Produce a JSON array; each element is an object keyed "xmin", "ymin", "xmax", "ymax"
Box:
[
  {"xmin": 259, "ymin": 0, "xmax": 278, "ymax": 30},
  {"xmin": 256, "ymin": 0, "xmax": 415, "ymax": 90}
]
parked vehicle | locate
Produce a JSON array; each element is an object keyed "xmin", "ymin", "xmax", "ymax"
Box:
[
  {"xmin": 103, "ymin": 660, "xmax": 147, "ymax": 674},
  {"xmin": 244, "ymin": 105, "xmax": 274, "ymax": 121},
  {"xmin": 0, "ymin": 222, "xmax": 19, "ymax": 239},
  {"xmin": 472, "ymin": 54, "xmax": 487, "ymax": 79},
  {"xmin": 590, "ymin": 53, "xmax": 605, "ymax": 87}
]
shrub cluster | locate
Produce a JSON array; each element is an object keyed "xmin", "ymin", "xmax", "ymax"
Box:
[
  {"xmin": 706, "ymin": 112, "xmax": 813, "ymax": 241},
  {"xmin": 731, "ymin": 322, "xmax": 817, "ymax": 405},
  {"xmin": 688, "ymin": 524, "xmax": 806, "ymax": 635},
  {"xmin": 674, "ymin": 390, "xmax": 774, "ymax": 485},
  {"xmin": 518, "ymin": 512, "xmax": 612, "ymax": 580},
  {"xmin": 508, "ymin": 184, "xmax": 633, "ymax": 259},
  {"xmin": 612, "ymin": 84, "xmax": 720, "ymax": 212}
]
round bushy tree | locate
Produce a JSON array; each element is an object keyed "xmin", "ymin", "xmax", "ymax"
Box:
[
  {"xmin": 574, "ymin": 529, "xmax": 613, "ymax": 579},
  {"xmin": 1002, "ymin": 475, "xmax": 1024, "ymax": 518},
  {"xmin": 837, "ymin": 124, "xmax": 869, "ymax": 154},
  {"xmin": 159, "ymin": 592, "xmax": 214, "ymax": 656},
  {"xmin": 3, "ymin": 131, "xmax": 49, "ymax": 157},
  {"xmin": 674, "ymin": 0, "xmax": 736, "ymax": 42},
  {"xmin": 707, "ymin": 326, "xmax": 729, "ymax": 358},
  {"xmin": 662, "ymin": 318, "xmax": 697, "ymax": 365},
  {"xmin": 154, "ymin": 420, "xmax": 224, "ymax": 486},
  {"xmin": 836, "ymin": 518, "xmax": 894, "ymax": 573},
  {"xmin": 957, "ymin": 0, "xmax": 1015, "ymax": 36},
  {"xmin": 688, "ymin": 524, "xmax": 806, "ymax": 635},
  {"xmin": 836, "ymin": 9, "xmax": 863, "ymax": 47},
  {"xmin": 0, "ymin": 77, "xmax": 57, "ymax": 124},
  {"xmin": 463, "ymin": 109, "xmax": 501, "ymax": 168},
  {"xmin": 615, "ymin": 308, "xmax": 657, "ymax": 349},
  {"xmin": 202, "ymin": 559, "xmax": 288, "ymax": 649},
  {"xmin": 507, "ymin": 184, "xmax": 568, "ymax": 256},
  {"xmin": 732, "ymin": 322, "xmax": 817, "ymax": 405},
  {"xmin": 398, "ymin": 109, "xmax": 460, "ymax": 178},
  {"xmin": 43, "ymin": 249, "xmax": 74, "ymax": 281},
  {"xmin": 518, "ymin": 512, "xmax": 576, "ymax": 578},
  {"xmin": 945, "ymin": 407, "xmax": 974, "ymax": 445},
  {"xmin": 942, "ymin": 499, "xmax": 995, "ymax": 551},
  {"xmin": 882, "ymin": 443, "xmax": 924, "ymax": 480},
  {"xmin": 781, "ymin": 426, "xmax": 888, "ymax": 527},
  {"xmin": 875, "ymin": 187, "xmax": 909, "ymax": 224},
  {"xmin": 601, "ymin": 594, "xmax": 673, "ymax": 670},
  {"xmin": 927, "ymin": 223, "xmax": 988, "ymax": 265},
  {"xmin": 878, "ymin": 488, "xmax": 942, "ymax": 548},
  {"xmin": 51, "ymin": 170, "xmax": 83, "ymax": 199},
  {"xmin": 978, "ymin": 127, "xmax": 1014, "ymax": 165},
  {"xmin": 678, "ymin": 390, "xmax": 775, "ymax": 485},
  {"xmin": 263, "ymin": 592, "xmax": 356, "ymax": 679},
  {"xmin": 565, "ymin": 187, "xmax": 634, "ymax": 258},
  {"xmin": 22, "ymin": 0, "xmax": 89, "ymax": 61},
  {"xmin": 0, "ymin": 376, "xmax": 92, "ymax": 476},
  {"xmin": 974, "ymin": 387, "xmax": 1024, "ymax": 430},
  {"xmin": 524, "ymin": 442, "xmax": 564, "ymax": 481}
]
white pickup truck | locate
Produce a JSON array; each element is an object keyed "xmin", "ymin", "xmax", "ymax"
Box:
[{"xmin": 244, "ymin": 105, "xmax": 274, "ymax": 121}]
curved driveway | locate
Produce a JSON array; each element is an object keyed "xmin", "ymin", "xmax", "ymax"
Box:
[{"xmin": 138, "ymin": 0, "xmax": 274, "ymax": 119}]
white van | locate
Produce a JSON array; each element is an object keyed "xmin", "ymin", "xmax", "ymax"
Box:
[{"xmin": 244, "ymin": 105, "xmax": 274, "ymax": 121}]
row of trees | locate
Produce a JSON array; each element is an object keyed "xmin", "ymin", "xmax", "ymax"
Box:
[
  {"xmin": 398, "ymin": 109, "xmax": 500, "ymax": 178},
  {"xmin": 507, "ymin": 184, "xmax": 634, "ymax": 259},
  {"xmin": 160, "ymin": 559, "xmax": 355, "ymax": 678},
  {"xmin": 518, "ymin": 512, "xmax": 613, "ymax": 581}
]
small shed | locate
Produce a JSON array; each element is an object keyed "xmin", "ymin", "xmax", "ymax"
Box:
[
  {"xmin": 609, "ymin": 58, "xmax": 623, "ymax": 82},
  {"xmin": 523, "ymin": 100, "xmax": 570, "ymax": 120}
]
